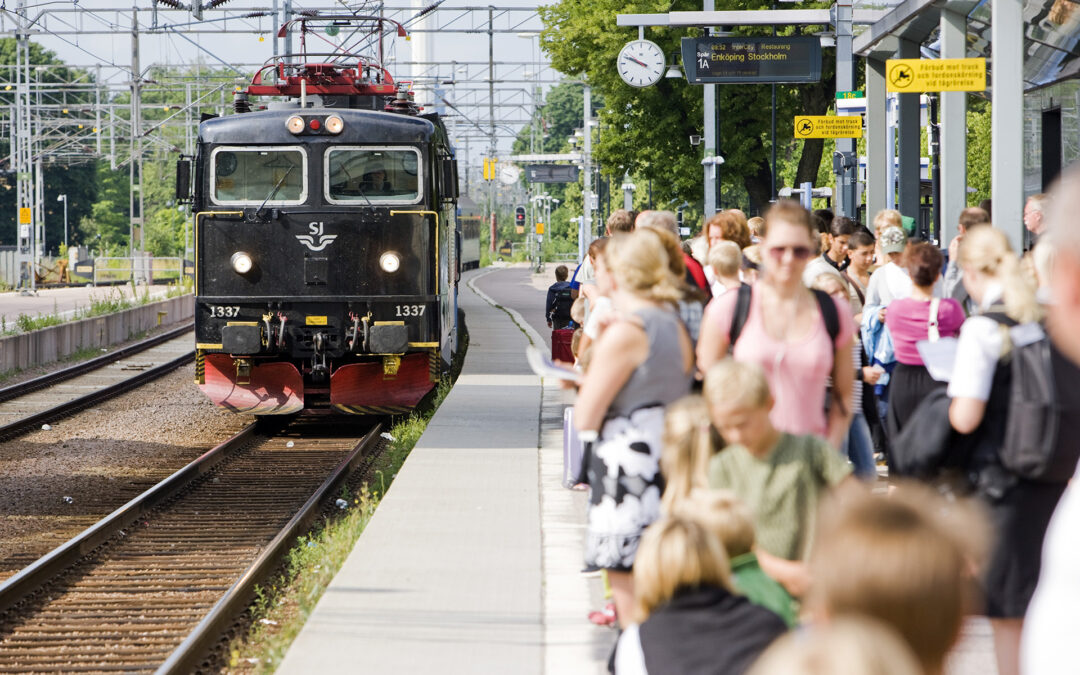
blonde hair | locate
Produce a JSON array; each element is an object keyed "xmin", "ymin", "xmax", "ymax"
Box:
[
  {"xmin": 570, "ymin": 296, "xmax": 586, "ymax": 325},
  {"xmin": 958, "ymin": 226, "xmax": 1042, "ymax": 323},
  {"xmin": 747, "ymin": 217, "xmax": 766, "ymax": 238},
  {"xmin": 742, "ymin": 244, "xmax": 762, "ymax": 267},
  {"xmin": 708, "ymin": 240, "xmax": 743, "ymax": 278},
  {"xmin": 872, "ymin": 209, "xmax": 903, "ymax": 234},
  {"xmin": 605, "ymin": 229, "xmax": 684, "ymax": 304},
  {"xmin": 808, "ymin": 483, "xmax": 987, "ymax": 675},
  {"xmin": 810, "ymin": 272, "xmax": 846, "ymax": 298},
  {"xmin": 704, "ymin": 359, "xmax": 771, "ymax": 411},
  {"xmin": 633, "ymin": 517, "xmax": 733, "ymax": 623},
  {"xmin": 571, "ymin": 327, "xmax": 583, "ymax": 359},
  {"xmin": 673, "ymin": 489, "xmax": 756, "ymax": 558},
  {"xmin": 660, "ymin": 396, "xmax": 715, "ymax": 513},
  {"xmin": 747, "ymin": 617, "xmax": 923, "ymax": 675}
]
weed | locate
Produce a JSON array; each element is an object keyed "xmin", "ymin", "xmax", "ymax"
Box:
[
  {"xmin": 85, "ymin": 289, "xmax": 132, "ymax": 318},
  {"xmin": 222, "ymin": 322, "xmax": 469, "ymax": 673}
]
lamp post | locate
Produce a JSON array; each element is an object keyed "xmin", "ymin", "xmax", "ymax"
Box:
[{"xmin": 57, "ymin": 193, "xmax": 68, "ymax": 249}]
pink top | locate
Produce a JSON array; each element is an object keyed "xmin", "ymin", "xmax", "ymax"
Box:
[
  {"xmin": 885, "ymin": 297, "xmax": 965, "ymax": 365},
  {"xmin": 704, "ymin": 283, "xmax": 855, "ymax": 438}
]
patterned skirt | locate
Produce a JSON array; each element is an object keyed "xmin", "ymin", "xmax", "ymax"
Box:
[{"xmin": 583, "ymin": 406, "xmax": 666, "ymax": 571}]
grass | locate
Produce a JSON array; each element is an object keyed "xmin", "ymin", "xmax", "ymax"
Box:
[
  {"xmin": 0, "ymin": 282, "xmax": 193, "ymax": 338},
  {"xmin": 221, "ymin": 331, "xmax": 466, "ymax": 674}
]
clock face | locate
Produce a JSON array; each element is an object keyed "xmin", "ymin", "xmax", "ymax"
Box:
[
  {"xmin": 498, "ymin": 164, "xmax": 521, "ymax": 185},
  {"xmin": 617, "ymin": 40, "xmax": 666, "ymax": 88}
]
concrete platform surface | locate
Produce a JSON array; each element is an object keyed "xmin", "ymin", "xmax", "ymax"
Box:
[
  {"xmin": 277, "ymin": 265, "xmax": 610, "ymax": 674},
  {"xmin": 0, "ymin": 284, "xmax": 171, "ymax": 326}
]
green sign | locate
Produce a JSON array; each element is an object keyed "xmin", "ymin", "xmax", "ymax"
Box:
[{"xmin": 836, "ymin": 90, "xmax": 865, "ymax": 99}]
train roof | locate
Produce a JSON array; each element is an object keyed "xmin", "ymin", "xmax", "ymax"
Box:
[{"xmin": 199, "ymin": 107, "xmax": 436, "ymax": 145}]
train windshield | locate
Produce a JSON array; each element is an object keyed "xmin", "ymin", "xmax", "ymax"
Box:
[
  {"xmin": 325, "ymin": 147, "xmax": 422, "ymax": 204},
  {"xmin": 210, "ymin": 146, "xmax": 307, "ymax": 205}
]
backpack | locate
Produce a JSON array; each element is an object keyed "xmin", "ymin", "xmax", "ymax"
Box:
[
  {"xmin": 551, "ymin": 286, "xmax": 574, "ymax": 324},
  {"xmin": 985, "ymin": 313, "xmax": 1077, "ymax": 483},
  {"xmin": 728, "ymin": 284, "xmax": 840, "ymax": 353}
]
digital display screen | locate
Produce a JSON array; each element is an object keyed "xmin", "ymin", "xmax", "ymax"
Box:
[{"xmin": 680, "ymin": 37, "xmax": 823, "ymax": 84}]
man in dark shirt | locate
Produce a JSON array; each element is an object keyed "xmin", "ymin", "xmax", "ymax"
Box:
[{"xmin": 546, "ymin": 265, "xmax": 574, "ymax": 329}]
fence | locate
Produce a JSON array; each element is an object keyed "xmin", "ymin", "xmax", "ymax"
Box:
[
  {"xmin": 91, "ymin": 257, "xmax": 187, "ymax": 286},
  {"xmin": 0, "ymin": 246, "xmax": 14, "ymax": 288}
]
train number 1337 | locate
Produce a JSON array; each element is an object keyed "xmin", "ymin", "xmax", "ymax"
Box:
[
  {"xmin": 395, "ymin": 304, "xmax": 426, "ymax": 317},
  {"xmin": 209, "ymin": 305, "xmax": 240, "ymax": 318}
]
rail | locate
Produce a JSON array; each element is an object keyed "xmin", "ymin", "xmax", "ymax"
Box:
[{"xmin": 0, "ymin": 321, "xmax": 193, "ymax": 405}]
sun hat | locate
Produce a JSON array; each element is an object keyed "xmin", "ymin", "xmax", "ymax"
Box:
[{"xmin": 880, "ymin": 226, "xmax": 908, "ymax": 254}]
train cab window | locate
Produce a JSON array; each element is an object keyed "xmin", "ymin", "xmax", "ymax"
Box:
[
  {"xmin": 325, "ymin": 147, "xmax": 422, "ymax": 204},
  {"xmin": 210, "ymin": 147, "xmax": 307, "ymax": 205}
]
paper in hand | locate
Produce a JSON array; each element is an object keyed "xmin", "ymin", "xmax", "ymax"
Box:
[{"xmin": 526, "ymin": 345, "xmax": 581, "ymax": 382}]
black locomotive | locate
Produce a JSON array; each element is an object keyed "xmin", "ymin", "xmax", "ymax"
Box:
[{"xmin": 176, "ymin": 16, "xmax": 461, "ymax": 415}]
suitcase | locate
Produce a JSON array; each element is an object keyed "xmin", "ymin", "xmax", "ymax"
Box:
[
  {"xmin": 552, "ymin": 328, "xmax": 575, "ymax": 363},
  {"xmin": 563, "ymin": 406, "xmax": 586, "ymax": 489}
]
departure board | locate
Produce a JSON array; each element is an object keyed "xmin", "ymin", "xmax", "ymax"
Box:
[{"xmin": 680, "ymin": 37, "xmax": 823, "ymax": 84}]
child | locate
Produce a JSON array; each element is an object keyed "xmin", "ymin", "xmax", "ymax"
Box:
[
  {"xmin": 703, "ymin": 359, "xmax": 854, "ymax": 597},
  {"xmin": 676, "ymin": 490, "xmax": 799, "ymax": 627},
  {"xmin": 706, "ymin": 240, "xmax": 744, "ymax": 298},
  {"xmin": 614, "ymin": 517, "xmax": 787, "ymax": 675},
  {"xmin": 659, "ymin": 395, "xmax": 716, "ymax": 513},
  {"xmin": 809, "ymin": 273, "xmax": 878, "ymax": 482},
  {"xmin": 748, "ymin": 617, "xmax": 922, "ymax": 675},
  {"xmin": 807, "ymin": 484, "xmax": 987, "ymax": 675}
]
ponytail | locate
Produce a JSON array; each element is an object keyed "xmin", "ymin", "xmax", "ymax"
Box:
[
  {"xmin": 660, "ymin": 396, "xmax": 716, "ymax": 513},
  {"xmin": 958, "ymin": 227, "xmax": 1042, "ymax": 323}
]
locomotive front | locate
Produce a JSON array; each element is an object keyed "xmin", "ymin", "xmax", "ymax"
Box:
[{"xmin": 182, "ymin": 101, "xmax": 458, "ymax": 415}]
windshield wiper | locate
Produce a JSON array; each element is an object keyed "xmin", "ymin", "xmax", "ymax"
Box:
[{"xmin": 257, "ymin": 164, "xmax": 296, "ymax": 214}]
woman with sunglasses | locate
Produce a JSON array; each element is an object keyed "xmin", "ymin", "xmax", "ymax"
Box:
[{"xmin": 697, "ymin": 200, "xmax": 856, "ymax": 449}]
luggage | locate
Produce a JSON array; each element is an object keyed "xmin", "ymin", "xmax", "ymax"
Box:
[
  {"xmin": 551, "ymin": 327, "xmax": 575, "ymax": 363},
  {"xmin": 563, "ymin": 406, "xmax": 586, "ymax": 488}
]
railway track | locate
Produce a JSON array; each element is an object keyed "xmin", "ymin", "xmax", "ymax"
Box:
[
  {"xmin": 0, "ymin": 323, "xmax": 195, "ymax": 441},
  {"xmin": 0, "ymin": 418, "xmax": 384, "ymax": 674}
]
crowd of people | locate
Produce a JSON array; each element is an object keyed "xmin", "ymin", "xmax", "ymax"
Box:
[{"xmin": 553, "ymin": 180, "xmax": 1080, "ymax": 674}]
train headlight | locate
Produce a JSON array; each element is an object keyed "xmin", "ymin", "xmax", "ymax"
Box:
[
  {"xmin": 379, "ymin": 252, "xmax": 401, "ymax": 273},
  {"xmin": 286, "ymin": 115, "xmax": 305, "ymax": 134},
  {"xmin": 325, "ymin": 115, "xmax": 344, "ymax": 134},
  {"xmin": 231, "ymin": 251, "xmax": 254, "ymax": 274}
]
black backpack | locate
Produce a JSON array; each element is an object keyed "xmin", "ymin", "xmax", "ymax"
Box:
[
  {"xmin": 550, "ymin": 286, "xmax": 574, "ymax": 324},
  {"xmin": 986, "ymin": 313, "xmax": 1077, "ymax": 483},
  {"xmin": 728, "ymin": 284, "xmax": 840, "ymax": 352}
]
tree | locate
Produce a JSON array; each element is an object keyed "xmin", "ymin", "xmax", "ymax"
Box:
[{"xmin": 539, "ymin": 0, "xmax": 835, "ymax": 216}]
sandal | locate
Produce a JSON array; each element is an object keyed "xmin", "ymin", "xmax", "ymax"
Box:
[{"xmin": 588, "ymin": 602, "xmax": 617, "ymax": 627}]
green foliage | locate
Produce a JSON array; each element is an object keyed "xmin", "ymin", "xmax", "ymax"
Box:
[
  {"xmin": 967, "ymin": 99, "xmax": 992, "ymax": 206},
  {"xmin": 538, "ymin": 0, "xmax": 834, "ymax": 216}
]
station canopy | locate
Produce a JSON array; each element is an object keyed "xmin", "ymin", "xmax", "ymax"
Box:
[{"xmin": 853, "ymin": 0, "xmax": 1080, "ymax": 91}]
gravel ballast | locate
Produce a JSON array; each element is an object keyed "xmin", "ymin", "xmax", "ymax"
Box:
[{"xmin": 0, "ymin": 364, "xmax": 253, "ymax": 581}]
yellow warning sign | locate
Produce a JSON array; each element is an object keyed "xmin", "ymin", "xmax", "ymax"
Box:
[
  {"xmin": 18, "ymin": 207, "xmax": 31, "ymax": 224},
  {"xmin": 794, "ymin": 116, "xmax": 863, "ymax": 139},
  {"xmin": 536, "ymin": 222, "xmax": 545, "ymax": 235},
  {"xmin": 305, "ymin": 316, "xmax": 328, "ymax": 326},
  {"xmin": 886, "ymin": 58, "xmax": 986, "ymax": 93}
]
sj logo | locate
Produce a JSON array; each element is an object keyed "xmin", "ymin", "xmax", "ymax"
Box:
[{"xmin": 295, "ymin": 221, "xmax": 337, "ymax": 252}]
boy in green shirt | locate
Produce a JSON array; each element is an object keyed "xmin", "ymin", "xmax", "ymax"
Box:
[{"xmin": 703, "ymin": 360, "xmax": 855, "ymax": 597}]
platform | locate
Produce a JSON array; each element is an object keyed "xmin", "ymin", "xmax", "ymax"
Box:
[
  {"xmin": 0, "ymin": 284, "xmax": 172, "ymax": 326},
  {"xmin": 277, "ymin": 264, "xmax": 610, "ymax": 675},
  {"xmin": 278, "ymin": 263, "xmax": 996, "ymax": 675}
]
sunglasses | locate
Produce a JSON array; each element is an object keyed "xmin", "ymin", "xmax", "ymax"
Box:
[{"xmin": 766, "ymin": 245, "xmax": 812, "ymax": 261}]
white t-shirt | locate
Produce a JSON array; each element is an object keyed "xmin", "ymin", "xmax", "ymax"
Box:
[
  {"xmin": 614, "ymin": 624, "xmax": 648, "ymax": 675},
  {"xmin": 946, "ymin": 316, "xmax": 1002, "ymax": 401},
  {"xmin": 864, "ymin": 261, "xmax": 912, "ymax": 306},
  {"xmin": 1021, "ymin": 477, "xmax": 1080, "ymax": 674}
]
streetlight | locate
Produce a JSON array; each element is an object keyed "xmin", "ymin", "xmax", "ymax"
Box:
[{"xmin": 57, "ymin": 193, "xmax": 68, "ymax": 250}]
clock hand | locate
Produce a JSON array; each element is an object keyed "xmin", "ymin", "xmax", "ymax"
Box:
[{"xmin": 626, "ymin": 56, "xmax": 649, "ymax": 68}]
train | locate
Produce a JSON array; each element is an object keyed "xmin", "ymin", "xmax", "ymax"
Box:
[{"xmin": 176, "ymin": 15, "xmax": 477, "ymax": 416}]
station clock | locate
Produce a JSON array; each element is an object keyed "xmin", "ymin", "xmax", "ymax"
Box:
[{"xmin": 617, "ymin": 39, "xmax": 666, "ymax": 88}]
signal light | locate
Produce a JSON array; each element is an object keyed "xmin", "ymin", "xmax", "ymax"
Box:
[
  {"xmin": 231, "ymin": 251, "xmax": 254, "ymax": 275},
  {"xmin": 515, "ymin": 206, "xmax": 526, "ymax": 228},
  {"xmin": 380, "ymin": 251, "xmax": 401, "ymax": 273},
  {"xmin": 309, "ymin": 118, "xmax": 321, "ymax": 131},
  {"xmin": 325, "ymin": 115, "xmax": 344, "ymax": 134},
  {"xmin": 286, "ymin": 115, "xmax": 304, "ymax": 134}
]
